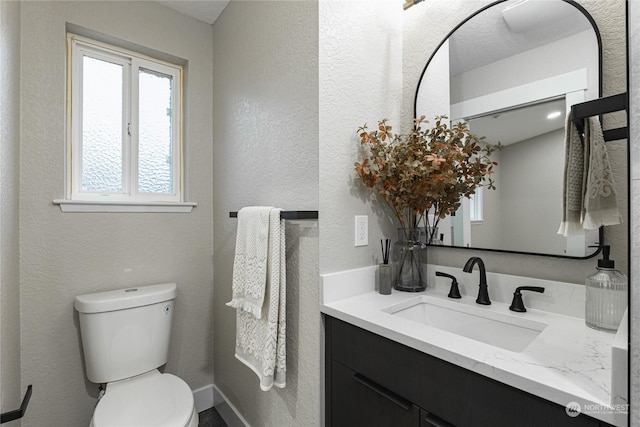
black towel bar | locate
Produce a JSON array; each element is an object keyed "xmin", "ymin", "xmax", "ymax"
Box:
[
  {"xmin": 571, "ymin": 93, "xmax": 628, "ymax": 141},
  {"xmin": 1, "ymin": 385, "xmax": 32, "ymax": 424},
  {"xmin": 229, "ymin": 210, "xmax": 318, "ymax": 220}
]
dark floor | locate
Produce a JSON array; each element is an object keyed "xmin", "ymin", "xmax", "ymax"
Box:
[{"xmin": 198, "ymin": 407, "xmax": 228, "ymax": 427}]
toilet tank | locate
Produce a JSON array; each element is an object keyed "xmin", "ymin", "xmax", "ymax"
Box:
[{"xmin": 74, "ymin": 283, "xmax": 177, "ymax": 384}]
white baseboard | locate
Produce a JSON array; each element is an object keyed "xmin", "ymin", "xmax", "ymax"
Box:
[
  {"xmin": 192, "ymin": 383, "xmax": 218, "ymax": 413},
  {"xmin": 192, "ymin": 383, "xmax": 247, "ymax": 426},
  {"xmin": 212, "ymin": 384, "xmax": 250, "ymax": 427}
]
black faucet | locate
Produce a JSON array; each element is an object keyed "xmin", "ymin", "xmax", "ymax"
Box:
[
  {"xmin": 462, "ymin": 257, "xmax": 491, "ymax": 305},
  {"xmin": 436, "ymin": 271, "xmax": 461, "ymax": 299},
  {"xmin": 509, "ymin": 286, "xmax": 545, "ymax": 312}
]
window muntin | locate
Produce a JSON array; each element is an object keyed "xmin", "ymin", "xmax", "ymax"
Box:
[{"xmin": 68, "ymin": 35, "xmax": 182, "ymax": 203}]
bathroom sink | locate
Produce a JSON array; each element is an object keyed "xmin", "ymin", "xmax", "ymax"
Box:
[{"xmin": 383, "ymin": 296, "xmax": 547, "ymax": 352}]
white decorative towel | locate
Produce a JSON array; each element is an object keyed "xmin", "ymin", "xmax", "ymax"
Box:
[
  {"xmin": 226, "ymin": 206, "xmax": 271, "ymax": 318},
  {"xmin": 558, "ymin": 114, "xmax": 622, "ymax": 236},
  {"xmin": 227, "ymin": 207, "xmax": 286, "ymax": 391}
]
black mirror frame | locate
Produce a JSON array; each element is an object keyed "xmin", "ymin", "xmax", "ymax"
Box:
[{"xmin": 413, "ymin": 0, "xmax": 604, "ymax": 260}]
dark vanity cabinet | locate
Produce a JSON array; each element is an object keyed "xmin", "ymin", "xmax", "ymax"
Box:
[
  {"xmin": 332, "ymin": 361, "xmax": 421, "ymax": 426},
  {"xmin": 325, "ymin": 316, "xmax": 612, "ymax": 427}
]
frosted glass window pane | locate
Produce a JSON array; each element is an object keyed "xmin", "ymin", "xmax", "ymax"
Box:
[
  {"xmin": 138, "ymin": 68, "xmax": 173, "ymax": 194},
  {"xmin": 82, "ymin": 56, "xmax": 123, "ymax": 192}
]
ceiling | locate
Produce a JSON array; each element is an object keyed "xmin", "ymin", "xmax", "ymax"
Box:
[
  {"xmin": 156, "ymin": 0, "xmax": 230, "ymax": 24},
  {"xmin": 449, "ymin": 0, "xmax": 593, "ymax": 76},
  {"xmin": 465, "ymin": 98, "xmax": 566, "ymax": 146},
  {"xmin": 444, "ymin": 1, "xmax": 594, "ymax": 146}
]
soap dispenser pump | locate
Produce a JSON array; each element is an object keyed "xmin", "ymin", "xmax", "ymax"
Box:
[{"xmin": 585, "ymin": 245, "xmax": 627, "ymax": 331}]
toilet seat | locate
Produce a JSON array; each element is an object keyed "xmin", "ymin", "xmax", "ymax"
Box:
[{"xmin": 91, "ymin": 370, "xmax": 197, "ymax": 427}]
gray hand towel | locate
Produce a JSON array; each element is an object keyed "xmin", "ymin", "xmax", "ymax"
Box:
[
  {"xmin": 558, "ymin": 113, "xmax": 622, "ymax": 237},
  {"xmin": 558, "ymin": 112, "xmax": 586, "ymax": 237}
]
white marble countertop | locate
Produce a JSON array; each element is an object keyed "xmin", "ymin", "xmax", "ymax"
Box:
[{"xmin": 320, "ymin": 265, "xmax": 627, "ymax": 427}]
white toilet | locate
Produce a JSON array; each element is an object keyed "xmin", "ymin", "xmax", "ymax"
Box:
[{"xmin": 75, "ymin": 282, "xmax": 198, "ymax": 427}]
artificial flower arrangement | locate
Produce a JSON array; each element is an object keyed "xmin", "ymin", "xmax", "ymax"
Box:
[{"xmin": 355, "ymin": 115, "xmax": 500, "ymax": 243}]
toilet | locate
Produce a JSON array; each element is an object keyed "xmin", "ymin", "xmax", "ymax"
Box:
[{"xmin": 75, "ymin": 282, "xmax": 198, "ymax": 427}]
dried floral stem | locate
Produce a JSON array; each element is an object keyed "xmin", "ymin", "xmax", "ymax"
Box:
[{"xmin": 355, "ymin": 115, "xmax": 501, "ymax": 236}]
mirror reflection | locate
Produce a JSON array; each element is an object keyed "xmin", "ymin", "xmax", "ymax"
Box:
[{"xmin": 415, "ymin": 0, "xmax": 601, "ymax": 257}]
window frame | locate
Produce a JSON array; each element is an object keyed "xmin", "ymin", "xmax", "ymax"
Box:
[{"xmin": 57, "ymin": 34, "xmax": 193, "ymax": 212}]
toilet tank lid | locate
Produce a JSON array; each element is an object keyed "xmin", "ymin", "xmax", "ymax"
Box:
[{"xmin": 75, "ymin": 283, "xmax": 177, "ymax": 314}]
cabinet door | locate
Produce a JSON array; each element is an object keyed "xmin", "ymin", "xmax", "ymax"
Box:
[
  {"xmin": 420, "ymin": 409, "xmax": 456, "ymax": 427},
  {"xmin": 332, "ymin": 361, "xmax": 420, "ymax": 427}
]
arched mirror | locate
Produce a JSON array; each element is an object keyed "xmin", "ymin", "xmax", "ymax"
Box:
[{"xmin": 415, "ymin": 0, "xmax": 603, "ymax": 258}]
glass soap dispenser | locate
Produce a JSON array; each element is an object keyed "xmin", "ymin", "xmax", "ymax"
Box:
[{"xmin": 585, "ymin": 245, "xmax": 628, "ymax": 332}]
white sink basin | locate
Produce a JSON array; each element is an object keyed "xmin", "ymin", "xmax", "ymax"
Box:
[{"xmin": 383, "ymin": 296, "xmax": 547, "ymax": 352}]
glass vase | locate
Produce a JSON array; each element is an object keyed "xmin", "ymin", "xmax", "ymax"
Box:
[
  {"xmin": 392, "ymin": 228, "xmax": 427, "ymax": 292},
  {"xmin": 426, "ymin": 226, "xmax": 442, "ymax": 245}
]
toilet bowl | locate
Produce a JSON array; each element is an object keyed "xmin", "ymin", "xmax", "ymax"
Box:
[
  {"xmin": 89, "ymin": 370, "xmax": 198, "ymax": 427},
  {"xmin": 75, "ymin": 283, "xmax": 198, "ymax": 427}
]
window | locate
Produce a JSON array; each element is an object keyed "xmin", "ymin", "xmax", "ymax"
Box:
[
  {"xmin": 58, "ymin": 34, "xmax": 193, "ymax": 212},
  {"xmin": 469, "ymin": 187, "xmax": 483, "ymax": 222}
]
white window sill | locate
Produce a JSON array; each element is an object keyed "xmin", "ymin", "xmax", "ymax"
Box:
[
  {"xmin": 53, "ymin": 199, "xmax": 197, "ymax": 213},
  {"xmin": 471, "ymin": 220, "xmax": 484, "ymax": 226}
]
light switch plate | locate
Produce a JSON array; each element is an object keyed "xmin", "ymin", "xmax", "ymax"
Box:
[{"xmin": 355, "ymin": 215, "xmax": 368, "ymax": 246}]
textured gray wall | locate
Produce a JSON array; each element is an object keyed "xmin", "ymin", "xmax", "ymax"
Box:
[
  {"xmin": 18, "ymin": 2, "xmax": 214, "ymax": 425},
  {"xmin": 1, "ymin": 0, "xmax": 22, "ymax": 423},
  {"xmin": 319, "ymin": 0, "xmax": 403, "ymax": 275},
  {"xmin": 212, "ymin": 2, "xmax": 320, "ymax": 426}
]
